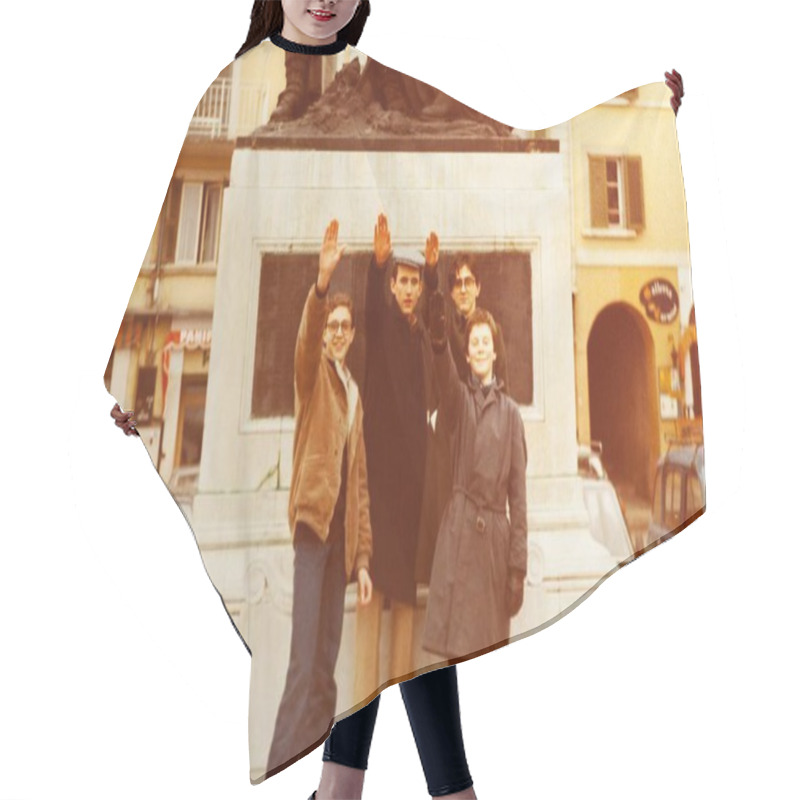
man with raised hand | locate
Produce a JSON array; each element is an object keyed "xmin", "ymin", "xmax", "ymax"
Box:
[
  {"xmin": 268, "ymin": 219, "xmax": 373, "ymax": 773},
  {"xmin": 356, "ymin": 213, "xmax": 440, "ymax": 696}
]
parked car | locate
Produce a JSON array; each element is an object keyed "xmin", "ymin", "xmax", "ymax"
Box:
[
  {"xmin": 578, "ymin": 441, "xmax": 635, "ymax": 563},
  {"xmin": 646, "ymin": 442, "xmax": 705, "ymax": 547}
]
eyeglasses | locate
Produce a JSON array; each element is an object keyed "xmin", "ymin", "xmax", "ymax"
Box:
[
  {"xmin": 454, "ymin": 276, "xmax": 477, "ymax": 291},
  {"xmin": 326, "ymin": 320, "xmax": 353, "ymax": 335}
]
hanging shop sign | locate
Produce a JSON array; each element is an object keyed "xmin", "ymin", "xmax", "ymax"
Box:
[{"xmin": 639, "ymin": 279, "xmax": 679, "ymax": 324}]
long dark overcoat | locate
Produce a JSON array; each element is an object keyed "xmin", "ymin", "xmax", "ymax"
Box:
[
  {"xmin": 422, "ymin": 339, "xmax": 528, "ymax": 658},
  {"xmin": 363, "ymin": 255, "xmax": 439, "ymax": 605}
]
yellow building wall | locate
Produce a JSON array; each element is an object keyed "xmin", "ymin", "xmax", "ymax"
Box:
[
  {"xmin": 571, "ymin": 82, "xmax": 690, "ymax": 254},
  {"xmin": 572, "ymin": 81, "xmax": 692, "ymax": 463}
]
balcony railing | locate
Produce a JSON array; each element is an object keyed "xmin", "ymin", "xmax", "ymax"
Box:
[
  {"xmin": 189, "ymin": 77, "xmax": 232, "ymax": 139},
  {"xmin": 189, "ymin": 78, "xmax": 271, "ymax": 140}
]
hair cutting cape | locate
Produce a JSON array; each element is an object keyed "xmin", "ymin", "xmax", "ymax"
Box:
[{"xmin": 104, "ymin": 37, "xmax": 705, "ymax": 784}]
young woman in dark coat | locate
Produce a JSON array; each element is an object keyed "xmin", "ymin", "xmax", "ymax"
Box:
[{"xmin": 423, "ymin": 293, "xmax": 528, "ymax": 659}]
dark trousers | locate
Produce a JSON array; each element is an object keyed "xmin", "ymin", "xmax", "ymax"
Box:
[
  {"xmin": 323, "ymin": 665, "xmax": 473, "ymax": 797},
  {"xmin": 268, "ymin": 522, "xmax": 348, "ymax": 772}
]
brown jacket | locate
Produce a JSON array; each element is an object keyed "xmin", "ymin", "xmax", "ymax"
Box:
[{"xmin": 288, "ymin": 284, "xmax": 372, "ymax": 579}]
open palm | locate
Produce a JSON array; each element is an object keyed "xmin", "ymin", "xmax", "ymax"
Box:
[
  {"xmin": 425, "ymin": 230, "xmax": 439, "ymax": 270},
  {"xmin": 319, "ymin": 219, "xmax": 346, "ymax": 288},
  {"xmin": 373, "ymin": 213, "xmax": 392, "ymax": 266}
]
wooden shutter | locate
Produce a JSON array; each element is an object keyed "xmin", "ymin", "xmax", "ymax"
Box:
[
  {"xmin": 199, "ymin": 184, "xmax": 222, "ymax": 263},
  {"xmin": 161, "ymin": 178, "xmax": 183, "ymax": 264},
  {"xmin": 624, "ymin": 156, "xmax": 645, "ymax": 232},
  {"xmin": 589, "ymin": 155, "xmax": 609, "ymax": 228},
  {"xmin": 176, "ymin": 182, "xmax": 203, "ymax": 264}
]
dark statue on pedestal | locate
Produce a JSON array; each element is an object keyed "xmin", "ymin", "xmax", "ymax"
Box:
[{"xmin": 261, "ymin": 51, "xmax": 513, "ymax": 140}]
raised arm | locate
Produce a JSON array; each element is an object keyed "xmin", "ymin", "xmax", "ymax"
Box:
[
  {"xmin": 419, "ymin": 230, "xmax": 440, "ymax": 329},
  {"xmin": 494, "ymin": 320, "xmax": 510, "ymax": 394},
  {"xmin": 429, "ymin": 290, "xmax": 467, "ymax": 429},
  {"xmin": 295, "ymin": 219, "xmax": 345, "ymax": 403},
  {"xmin": 294, "ymin": 284, "xmax": 327, "ymax": 404},
  {"xmin": 365, "ymin": 212, "xmax": 392, "ymax": 336}
]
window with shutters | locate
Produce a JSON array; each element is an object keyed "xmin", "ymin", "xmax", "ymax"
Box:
[
  {"xmin": 251, "ymin": 250, "xmax": 535, "ymax": 418},
  {"xmin": 152, "ymin": 179, "xmax": 224, "ymax": 266},
  {"xmin": 198, "ymin": 185, "xmax": 222, "ymax": 263},
  {"xmin": 587, "ymin": 155, "xmax": 645, "ymax": 234}
]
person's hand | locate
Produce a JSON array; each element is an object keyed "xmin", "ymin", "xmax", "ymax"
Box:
[
  {"xmin": 429, "ymin": 290, "xmax": 447, "ymax": 351},
  {"xmin": 373, "ymin": 213, "xmax": 392, "ymax": 267},
  {"xmin": 507, "ymin": 569, "xmax": 525, "ymax": 617},
  {"xmin": 318, "ymin": 218, "xmax": 346, "ymax": 293},
  {"xmin": 357, "ymin": 567, "xmax": 373, "ymax": 606},
  {"xmin": 665, "ymin": 69, "xmax": 684, "ymax": 116},
  {"xmin": 110, "ymin": 402, "xmax": 139, "ymax": 437},
  {"xmin": 425, "ymin": 230, "xmax": 439, "ymax": 272}
]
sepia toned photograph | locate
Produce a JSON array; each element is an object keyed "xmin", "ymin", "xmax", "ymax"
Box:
[
  {"xmin": 102, "ymin": 38, "xmax": 704, "ymax": 784},
  {"xmin": 9, "ymin": 0, "xmax": 800, "ymax": 798}
]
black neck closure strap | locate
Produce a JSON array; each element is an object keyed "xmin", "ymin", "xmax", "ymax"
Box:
[{"xmin": 271, "ymin": 32, "xmax": 348, "ymax": 55}]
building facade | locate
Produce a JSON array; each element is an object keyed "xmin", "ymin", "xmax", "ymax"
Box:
[
  {"xmin": 568, "ymin": 83, "xmax": 702, "ymax": 543},
  {"xmin": 105, "ymin": 45, "xmax": 296, "ymax": 495}
]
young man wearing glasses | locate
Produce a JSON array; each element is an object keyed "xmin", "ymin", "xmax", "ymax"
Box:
[
  {"xmin": 425, "ymin": 253, "xmax": 509, "ymax": 392},
  {"xmin": 268, "ymin": 219, "xmax": 373, "ymax": 773}
]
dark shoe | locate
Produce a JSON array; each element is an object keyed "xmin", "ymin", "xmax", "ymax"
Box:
[{"xmin": 307, "ymin": 793, "xmax": 316, "ymax": 800}]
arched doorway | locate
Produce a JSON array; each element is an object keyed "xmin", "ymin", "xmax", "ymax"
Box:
[{"xmin": 587, "ymin": 303, "xmax": 658, "ymax": 500}]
